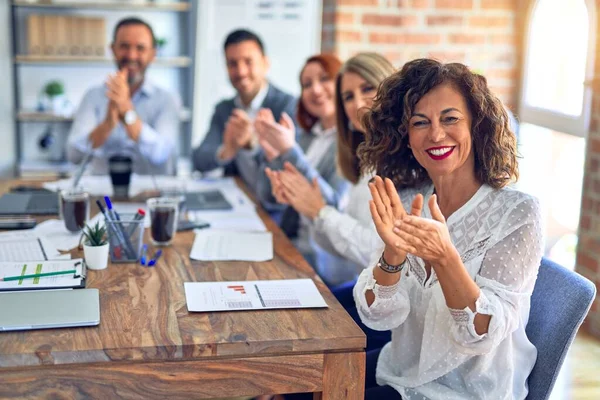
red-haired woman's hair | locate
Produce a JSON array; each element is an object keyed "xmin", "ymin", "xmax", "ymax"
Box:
[{"xmin": 296, "ymin": 53, "xmax": 342, "ymax": 132}]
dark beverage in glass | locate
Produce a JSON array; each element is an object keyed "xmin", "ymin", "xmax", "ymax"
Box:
[
  {"xmin": 108, "ymin": 155, "xmax": 133, "ymax": 199},
  {"xmin": 59, "ymin": 189, "xmax": 89, "ymax": 233},
  {"xmin": 151, "ymin": 207, "xmax": 176, "ymax": 243},
  {"xmin": 147, "ymin": 198, "xmax": 179, "ymax": 246}
]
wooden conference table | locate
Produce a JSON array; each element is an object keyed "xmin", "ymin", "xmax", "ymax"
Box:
[{"xmin": 0, "ymin": 179, "xmax": 366, "ymax": 399}]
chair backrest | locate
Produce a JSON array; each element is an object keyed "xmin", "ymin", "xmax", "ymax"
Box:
[{"xmin": 525, "ymin": 257, "xmax": 596, "ymax": 400}]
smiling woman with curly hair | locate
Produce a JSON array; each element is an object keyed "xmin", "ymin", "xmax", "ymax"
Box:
[
  {"xmin": 351, "ymin": 58, "xmax": 542, "ymax": 400},
  {"xmin": 358, "ymin": 58, "xmax": 518, "ymax": 190}
]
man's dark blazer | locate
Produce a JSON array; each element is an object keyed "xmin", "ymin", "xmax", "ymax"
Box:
[{"xmin": 191, "ymin": 83, "xmax": 297, "ymax": 177}]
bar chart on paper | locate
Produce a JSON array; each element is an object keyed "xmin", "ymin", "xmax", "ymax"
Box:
[{"xmin": 184, "ymin": 279, "xmax": 328, "ymax": 312}]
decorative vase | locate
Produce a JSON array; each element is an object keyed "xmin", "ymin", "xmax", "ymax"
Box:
[{"xmin": 83, "ymin": 243, "xmax": 109, "ymax": 270}]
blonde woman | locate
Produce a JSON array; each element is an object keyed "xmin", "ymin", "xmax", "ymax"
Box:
[{"xmin": 271, "ymin": 53, "xmax": 396, "ymax": 285}]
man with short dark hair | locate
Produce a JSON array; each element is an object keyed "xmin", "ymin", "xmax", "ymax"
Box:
[
  {"xmin": 192, "ymin": 29, "xmax": 297, "ymax": 191},
  {"xmin": 67, "ymin": 17, "xmax": 180, "ymax": 175}
]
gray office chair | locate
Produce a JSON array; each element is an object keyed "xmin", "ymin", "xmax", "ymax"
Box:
[{"xmin": 525, "ymin": 257, "xmax": 596, "ymax": 400}]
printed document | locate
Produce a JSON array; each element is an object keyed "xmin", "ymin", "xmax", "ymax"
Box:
[
  {"xmin": 0, "ymin": 233, "xmax": 62, "ymax": 261},
  {"xmin": 184, "ymin": 279, "xmax": 328, "ymax": 312},
  {"xmin": 190, "ymin": 230, "xmax": 273, "ymax": 261}
]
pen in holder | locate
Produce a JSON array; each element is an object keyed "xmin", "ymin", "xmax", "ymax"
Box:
[{"xmin": 106, "ymin": 214, "xmax": 144, "ymax": 263}]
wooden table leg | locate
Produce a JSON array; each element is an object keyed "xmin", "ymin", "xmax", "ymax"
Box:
[{"xmin": 314, "ymin": 351, "xmax": 365, "ymax": 400}]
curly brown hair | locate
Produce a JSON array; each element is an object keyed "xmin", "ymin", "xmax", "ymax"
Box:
[{"xmin": 358, "ymin": 58, "xmax": 518, "ymax": 189}]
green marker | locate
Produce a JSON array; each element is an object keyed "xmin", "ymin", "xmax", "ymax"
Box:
[{"xmin": 2, "ymin": 269, "xmax": 77, "ymax": 282}]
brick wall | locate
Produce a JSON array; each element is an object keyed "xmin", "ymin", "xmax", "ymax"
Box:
[
  {"xmin": 321, "ymin": 0, "xmax": 520, "ymax": 107},
  {"xmin": 576, "ymin": 0, "xmax": 600, "ymax": 338},
  {"xmin": 322, "ymin": 0, "xmax": 600, "ymax": 338}
]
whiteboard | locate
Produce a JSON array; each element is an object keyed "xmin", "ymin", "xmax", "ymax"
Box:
[{"xmin": 191, "ymin": 0, "xmax": 322, "ymax": 146}]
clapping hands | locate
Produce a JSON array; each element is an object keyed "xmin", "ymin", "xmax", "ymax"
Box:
[
  {"xmin": 369, "ymin": 176, "xmax": 454, "ymax": 267},
  {"xmin": 254, "ymin": 108, "xmax": 295, "ymax": 161},
  {"xmin": 265, "ymin": 162, "xmax": 325, "ymax": 218}
]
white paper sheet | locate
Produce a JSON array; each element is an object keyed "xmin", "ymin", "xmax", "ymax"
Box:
[
  {"xmin": 43, "ymin": 175, "xmax": 245, "ymax": 199},
  {"xmin": 0, "ymin": 233, "xmax": 63, "ymax": 261},
  {"xmin": 190, "ymin": 230, "xmax": 273, "ymax": 261},
  {"xmin": 188, "ymin": 210, "xmax": 266, "ymax": 232},
  {"xmin": 184, "ymin": 279, "xmax": 328, "ymax": 312},
  {"xmin": 32, "ymin": 212, "xmax": 104, "ymax": 252},
  {"xmin": 184, "ymin": 179, "xmax": 267, "ymax": 232},
  {"xmin": 44, "ymin": 176, "xmax": 113, "ymax": 196}
]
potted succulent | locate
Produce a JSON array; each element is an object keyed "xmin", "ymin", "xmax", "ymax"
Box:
[{"xmin": 82, "ymin": 221, "xmax": 109, "ymax": 270}]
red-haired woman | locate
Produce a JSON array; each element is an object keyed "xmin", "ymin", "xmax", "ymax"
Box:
[{"xmin": 254, "ymin": 54, "xmax": 349, "ymax": 276}]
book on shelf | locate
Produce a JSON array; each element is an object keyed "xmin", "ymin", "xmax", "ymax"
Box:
[
  {"xmin": 42, "ymin": 15, "xmax": 57, "ymax": 55},
  {"xmin": 91, "ymin": 17, "xmax": 106, "ymax": 57},
  {"xmin": 27, "ymin": 14, "xmax": 42, "ymax": 55},
  {"xmin": 55, "ymin": 15, "xmax": 69, "ymax": 56},
  {"xmin": 26, "ymin": 15, "xmax": 107, "ymax": 57}
]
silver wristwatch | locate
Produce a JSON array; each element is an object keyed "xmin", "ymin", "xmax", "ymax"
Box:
[
  {"xmin": 124, "ymin": 109, "xmax": 138, "ymax": 126},
  {"xmin": 377, "ymin": 253, "xmax": 406, "ymax": 274}
]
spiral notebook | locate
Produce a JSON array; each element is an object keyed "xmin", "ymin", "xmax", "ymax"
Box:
[{"xmin": 0, "ymin": 259, "xmax": 86, "ymax": 291}]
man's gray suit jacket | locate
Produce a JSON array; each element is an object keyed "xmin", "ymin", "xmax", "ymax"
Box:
[{"xmin": 191, "ymin": 83, "xmax": 297, "ymax": 177}]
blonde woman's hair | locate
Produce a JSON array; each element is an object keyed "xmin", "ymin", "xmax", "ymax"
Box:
[{"xmin": 336, "ymin": 53, "xmax": 396, "ymax": 183}]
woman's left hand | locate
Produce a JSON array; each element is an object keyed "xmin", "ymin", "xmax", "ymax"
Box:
[
  {"xmin": 265, "ymin": 167, "xmax": 289, "ymax": 205},
  {"xmin": 278, "ymin": 162, "xmax": 326, "ymax": 219},
  {"xmin": 392, "ymin": 194, "xmax": 455, "ymax": 266}
]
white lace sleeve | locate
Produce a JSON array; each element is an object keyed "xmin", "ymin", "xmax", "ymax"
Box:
[
  {"xmin": 353, "ymin": 256, "xmax": 411, "ymax": 331},
  {"xmin": 448, "ymin": 196, "xmax": 543, "ymax": 354},
  {"xmin": 312, "ymin": 206, "xmax": 382, "ymax": 267}
]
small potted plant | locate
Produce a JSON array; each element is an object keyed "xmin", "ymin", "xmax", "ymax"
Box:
[
  {"xmin": 42, "ymin": 80, "xmax": 68, "ymax": 115},
  {"xmin": 82, "ymin": 221, "xmax": 109, "ymax": 270},
  {"xmin": 155, "ymin": 37, "xmax": 167, "ymax": 56}
]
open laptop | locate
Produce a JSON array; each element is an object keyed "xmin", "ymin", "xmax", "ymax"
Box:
[
  {"xmin": 0, "ymin": 289, "xmax": 100, "ymax": 331},
  {"xmin": 185, "ymin": 190, "xmax": 233, "ymax": 211},
  {"xmin": 0, "ymin": 192, "xmax": 59, "ymax": 215}
]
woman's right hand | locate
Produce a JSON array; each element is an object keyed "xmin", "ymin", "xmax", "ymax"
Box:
[
  {"xmin": 255, "ymin": 110, "xmax": 296, "ymax": 155},
  {"xmin": 368, "ymin": 176, "xmax": 423, "ymax": 265}
]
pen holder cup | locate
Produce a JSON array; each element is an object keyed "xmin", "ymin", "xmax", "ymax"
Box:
[{"xmin": 105, "ymin": 214, "xmax": 145, "ymax": 263}]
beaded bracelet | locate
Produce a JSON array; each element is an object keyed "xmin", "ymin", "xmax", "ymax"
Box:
[{"xmin": 377, "ymin": 253, "xmax": 406, "ymax": 274}]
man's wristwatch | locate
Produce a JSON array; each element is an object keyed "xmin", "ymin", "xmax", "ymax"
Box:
[
  {"xmin": 316, "ymin": 206, "xmax": 334, "ymax": 221},
  {"xmin": 377, "ymin": 253, "xmax": 406, "ymax": 274},
  {"xmin": 124, "ymin": 109, "xmax": 138, "ymax": 126}
]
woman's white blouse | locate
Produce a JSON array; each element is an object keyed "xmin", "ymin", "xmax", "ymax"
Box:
[
  {"xmin": 353, "ymin": 184, "xmax": 544, "ymax": 400},
  {"xmin": 311, "ymin": 173, "xmax": 382, "ymax": 269}
]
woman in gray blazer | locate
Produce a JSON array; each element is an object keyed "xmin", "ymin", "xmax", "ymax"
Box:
[{"xmin": 254, "ymin": 54, "xmax": 349, "ymax": 268}]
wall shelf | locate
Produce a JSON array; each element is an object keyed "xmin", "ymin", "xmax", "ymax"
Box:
[
  {"xmin": 15, "ymin": 55, "xmax": 192, "ymax": 67},
  {"xmin": 18, "ymin": 108, "xmax": 192, "ymax": 122},
  {"xmin": 10, "ymin": 0, "xmax": 196, "ymax": 177},
  {"xmin": 17, "ymin": 111, "xmax": 71, "ymax": 122},
  {"xmin": 12, "ymin": 1, "xmax": 190, "ymax": 12}
]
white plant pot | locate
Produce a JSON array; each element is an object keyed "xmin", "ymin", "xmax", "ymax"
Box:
[
  {"xmin": 83, "ymin": 243, "xmax": 109, "ymax": 270},
  {"xmin": 50, "ymin": 95, "xmax": 66, "ymax": 114}
]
